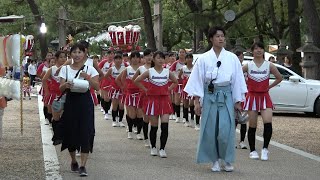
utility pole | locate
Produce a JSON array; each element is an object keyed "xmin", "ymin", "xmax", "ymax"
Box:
[
  {"xmin": 58, "ymin": 6, "xmax": 67, "ymax": 49},
  {"xmin": 154, "ymin": 0, "xmax": 163, "ymax": 51}
]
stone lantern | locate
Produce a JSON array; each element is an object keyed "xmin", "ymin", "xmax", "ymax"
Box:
[
  {"xmin": 195, "ymin": 41, "xmax": 206, "ymax": 54},
  {"xmin": 232, "ymin": 38, "xmax": 246, "ymax": 53},
  {"xmin": 274, "ymin": 39, "xmax": 293, "ymax": 64},
  {"xmin": 297, "ymin": 35, "xmax": 320, "ymax": 80}
]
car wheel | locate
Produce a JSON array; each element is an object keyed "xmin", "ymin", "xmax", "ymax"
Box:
[{"xmin": 315, "ymin": 98, "xmax": 320, "ymax": 118}]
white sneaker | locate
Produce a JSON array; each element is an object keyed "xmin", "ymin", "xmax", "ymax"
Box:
[
  {"xmin": 126, "ymin": 126, "xmax": 129, "ymax": 132},
  {"xmin": 136, "ymin": 134, "xmax": 144, "ymax": 140},
  {"xmin": 239, "ymin": 141, "xmax": 247, "ymax": 149},
  {"xmin": 112, "ymin": 122, "xmax": 119, "ymax": 127},
  {"xmin": 150, "ymin": 147, "xmax": 158, "ymax": 156},
  {"xmin": 159, "ymin": 149, "xmax": 167, "ymax": 158},
  {"xmin": 133, "ymin": 127, "xmax": 138, "ymax": 134},
  {"xmin": 249, "ymin": 151, "xmax": 259, "ymax": 159},
  {"xmin": 184, "ymin": 122, "xmax": 190, "ymax": 127},
  {"xmin": 144, "ymin": 140, "xmax": 150, "ymax": 147},
  {"xmin": 169, "ymin": 115, "xmax": 173, "ymax": 120},
  {"xmin": 189, "ymin": 120, "xmax": 195, "ymax": 128},
  {"xmin": 182, "ymin": 118, "xmax": 186, "ymax": 123},
  {"xmin": 194, "ymin": 124, "xmax": 200, "ymax": 131},
  {"xmin": 211, "ymin": 161, "xmax": 221, "ymax": 172},
  {"xmin": 261, "ymin": 148, "xmax": 269, "ymax": 161},
  {"xmin": 127, "ymin": 132, "xmax": 133, "ymax": 139},
  {"xmin": 119, "ymin": 122, "xmax": 126, "ymax": 127},
  {"xmin": 108, "ymin": 110, "xmax": 111, "ymax": 115},
  {"xmin": 171, "ymin": 114, "xmax": 177, "ymax": 120},
  {"xmin": 175, "ymin": 117, "xmax": 181, "ymax": 123},
  {"xmin": 76, "ymin": 151, "xmax": 81, "ymax": 157},
  {"xmin": 100, "ymin": 108, "xmax": 104, "ymax": 112},
  {"xmin": 104, "ymin": 114, "xmax": 109, "ymax": 120},
  {"xmin": 222, "ymin": 162, "xmax": 234, "ymax": 172}
]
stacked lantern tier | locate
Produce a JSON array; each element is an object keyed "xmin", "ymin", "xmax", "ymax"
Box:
[{"xmin": 108, "ymin": 25, "xmax": 141, "ymax": 50}]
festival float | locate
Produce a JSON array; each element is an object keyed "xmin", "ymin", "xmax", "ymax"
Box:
[
  {"xmin": 108, "ymin": 24, "xmax": 141, "ymax": 52},
  {"xmin": 0, "ymin": 27, "xmax": 34, "ymax": 135}
]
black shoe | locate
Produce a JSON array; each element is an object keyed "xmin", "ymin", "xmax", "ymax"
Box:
[
  {"xmin": 79, "ymin": 166, "xmax": 88, "ymax": 177},
  {"xmin": 71, "ymin": 162, "xmax": 79, "ymax": 172}
]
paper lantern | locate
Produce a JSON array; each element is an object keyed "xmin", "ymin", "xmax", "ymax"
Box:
[{"xmin": 11, "ymin": 34, "xmax": 21, "ymax": 66}]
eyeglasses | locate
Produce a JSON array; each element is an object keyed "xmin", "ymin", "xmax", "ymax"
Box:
[{"xmin": 208, "ymin": 61, "xmax": 221, "ymax": 93}]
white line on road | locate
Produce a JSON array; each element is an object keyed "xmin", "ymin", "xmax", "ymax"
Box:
[
  {"xmin": 236, "ymin": 129, "xmax": 320, "ymax": 162},
  {"xmin": 37, "ymin": 87, "xmax": 63, "ymax": 180}
]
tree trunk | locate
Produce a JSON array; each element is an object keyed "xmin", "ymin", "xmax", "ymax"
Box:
[
  {"xmin": 140, "ymin": 0, "xmax": 156, "ymax": 51},
  {"xmin": 195, "ymin": 0, "xmax": 203, "ymax": 52},
  {"xmin": 26, "ymin": 0, "xmax": 48, "ymax": 60},
  {"xmin": 287, "ymin": 0, "xmax": 301, "ymax": 75},
  {"xmin": 303, "ymin": 0, "xmax": 320, "ymax": 79}
]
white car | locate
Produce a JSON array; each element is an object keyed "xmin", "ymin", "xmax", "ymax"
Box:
[
  {"xmin": 268, "ymin": 63, "xmax": 320, "ymax": 116},
  {"xmin": 244, "ymin": 56, "xmax": 320, "ymax": 116},
  {"xmin": 193, "ymin": 54, "xmax": 320, "ymax": 116}
]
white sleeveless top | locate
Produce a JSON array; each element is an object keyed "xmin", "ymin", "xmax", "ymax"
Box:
[
  {"xmin": 51, "ymin": 66, "xmax": 60, "ymax": 82},
  {"xmin": 149, "ymin": 68, "xmax": 169, "ymax": 86},
  {"xmin": 126, "ymin": 66, "xmax": 137, "ymax": 80},
  {"xmin": 101, "ymin": 61, "xmax": 112, "ymax": 74},
  {"xmin": 138, "ymin": 65, "xmax": 149, "ymax": 82},
  {"xmin": 247, "ymin": 60, "xmax": 270, "ymax": 82},
  {"xmin": 111, "ymin": 66, "xmax": 125, "ymax": 79},
  {"xmin": 182, "ymin": 65, "xmax": 192, "ymax": 78}
]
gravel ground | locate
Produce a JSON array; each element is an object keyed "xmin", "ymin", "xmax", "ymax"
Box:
[
  {"xmin": 254, "ymin": 112, "xmax": 320, "ymax": 156},
  {"xmin": 0, "ymin": 95, "xmax": 319, "ymax": 178},
  {"xmin": 0, "ymin": 94, "xmax": 45, "ymax": 180}
]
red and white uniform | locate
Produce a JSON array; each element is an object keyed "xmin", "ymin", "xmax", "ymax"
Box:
[
  {"xmin": 169, "ymin": 60, "xmax": 185, "ymax": 93},
  {"xmin": 163, "ymin": 63, "xmax": 170, "ymax": 69},
  {"xmin": 38, "ymin": 63, "xmax": 49, "ymax": 97},
  {"xmin": 243, "ymin": 61, "xmax": 273, "ymax": 111},
  {"xmin": 144, "ymin": 68, "xmax": 173, "ymax": 116},
  {"xmin": 110, "ymin": 66, "xmax": 125, "ymax": 100},
  {"xmin": 181, "ymin": 65, "xmax": 193, "ymax": 99},
  {"xmin": 137, "ymin": 65, "xmax": 149, "ymax": 109},
  {"xmin": 99, "ymin": 59, "xmax": 113, "ymax": 98},
  {"xmin": 44, "ymin": 66, "xmax": 62, "ymax": 105},
  {"xmin": 124, "ymin": 66, "xmax": 140, "ymax": 107}
]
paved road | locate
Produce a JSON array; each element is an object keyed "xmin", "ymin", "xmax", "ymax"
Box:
[{"xmin": 52, "ymin": 107, "xmax": 320, "ymax": 180}]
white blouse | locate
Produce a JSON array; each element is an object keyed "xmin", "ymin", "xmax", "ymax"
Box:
[{"xmin": 59, "ymin": 65, "xmax": 98, "ymax": 82}]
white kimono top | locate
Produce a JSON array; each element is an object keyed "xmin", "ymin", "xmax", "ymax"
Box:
[{"xmin": 184, "ymin": 48, "xmax": 247, "ymax": 104}]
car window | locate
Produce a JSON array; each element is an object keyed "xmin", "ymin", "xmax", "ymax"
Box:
[{"xmin": 270, "ymin": 67, "xmax": 292, "ymax": 80}]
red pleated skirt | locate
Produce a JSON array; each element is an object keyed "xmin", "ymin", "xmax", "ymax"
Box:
[
  {"xmin": 243, "ymin": 92, "xmax": 273, "ymax": 112},
  {"xmin": 144, "ymin": 95, "xmax": 173, "ymax": 116}
]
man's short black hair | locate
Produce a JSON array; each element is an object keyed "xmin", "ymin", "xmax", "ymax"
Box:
[{"xmin": 208, "ymin": 26, "xmax": 226, "ymax": 39}]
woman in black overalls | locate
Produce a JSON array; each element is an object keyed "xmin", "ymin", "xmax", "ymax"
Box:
[{"xmin": 59, "ymin": 43, "xmax": 100, "ymax": 177}]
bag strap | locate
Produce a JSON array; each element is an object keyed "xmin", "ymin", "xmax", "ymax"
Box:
[
  {"xmin": 56, "ymin": 65, "xmax": 86, "ymax": 101},
  {"xmin": 74, "ymin": 65, "xmax": 86, "ymax": 79}
]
